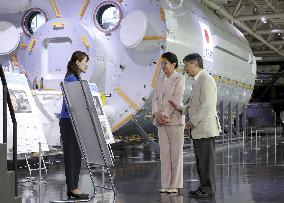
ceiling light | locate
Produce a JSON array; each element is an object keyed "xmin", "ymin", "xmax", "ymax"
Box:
[
  {"xmin": 261, "ymin": 17, "xmax": 267, "ymax": 23},
  {"xmin": 271, "ymin": 29, "xmax": 281, "ymax": 33}
]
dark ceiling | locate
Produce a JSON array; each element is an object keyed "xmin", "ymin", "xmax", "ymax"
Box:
[{"xmin": 206, "ymin": 0, "xmax": 284, "ymax": 62}]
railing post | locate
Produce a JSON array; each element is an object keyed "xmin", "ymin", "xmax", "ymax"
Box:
[
  {"xmin": 236, "ymin": 103, "xmax": 240, "ymax": 138},
  {"xmin": 39, "ymin": 142, "xmax": 42, "ymax": 183},
  {"xmin": 3, "ymin": 85, "xmax": 7, "ymax": 143},
  {"xmin": 1, "ymin": 65, "xmax": 7, "ymax": 144},
  {"xmin": 13, "ymin": 122, "xmax": 17, "ymax": 196},
  {"xmin": 242, "ymin": 104, "xmax": 247, "ymax": 141},
  {"xmin": 228, "ymin": 102, "xmax": 232, "ymax": 142},
  {"xmin": 0, "ymin": 65, "xmax": 18, "ymax": 196},
  {"xmin": 219, "ymin": 101, "xmax": 225, "ymax": 144}
]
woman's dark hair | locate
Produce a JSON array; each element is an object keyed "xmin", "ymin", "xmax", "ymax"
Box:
[
  {"xmin": 162, "ymin": 52, "xmax": 178, "ymax": 69},
  {"xmin": 66, "ymin": 51, "xmax": 89, "ymax": 79}
]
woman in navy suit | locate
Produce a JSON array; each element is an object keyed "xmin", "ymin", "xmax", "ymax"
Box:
[{"xmin": 59, "ymin": 51, "xmax": 89, "ymax": 199}]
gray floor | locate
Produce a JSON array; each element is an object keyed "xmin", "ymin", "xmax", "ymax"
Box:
[{"xmin": 17, "ymin": 134, "xmax": 284, "ymax": 203}]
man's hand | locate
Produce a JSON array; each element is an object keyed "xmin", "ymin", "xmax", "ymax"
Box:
[
  {"xmin": 185, "ymin": 121, "xmax": 195, "ymax": 129},
  {"xmin": 168, "ymin": 100, "xmax": 182, "ymax": 113}
]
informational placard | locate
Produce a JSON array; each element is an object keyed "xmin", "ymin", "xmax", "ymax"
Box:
[
  {"xmin": 33, "ymin": 90, "xmax": 62, "ymax": 147},
  {"xmin": 30, "ymin": 83, "xmax": 114, "ymax": 148},
  {"xmin": 89, "ymin": 83, "xmax": 115, "ymax": 144},
  {"xmin": 62, "ymin": 80, "xmax": 113, "ymax": 166},
  {"xmin": 0, "ymin": 72, "xmax": 49, "ymax": 154}
]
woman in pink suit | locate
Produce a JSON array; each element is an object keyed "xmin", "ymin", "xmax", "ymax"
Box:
[{"xmin": 152, "ymin": 52, "xmax": 185, "ymax": 193}]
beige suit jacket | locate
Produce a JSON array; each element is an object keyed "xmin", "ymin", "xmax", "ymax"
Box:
[
  {"xmin": 152, "ymin": 71, "xmax": 185, "ymax": 126},
  {"xmin": 182, "ymin": 70, "xmax": 221, "ymax": 139}
]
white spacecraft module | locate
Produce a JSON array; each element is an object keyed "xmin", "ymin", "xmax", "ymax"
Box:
[
  {"xmin": 0, "ymin": 0, "xmax": 256, "ymax": 135},
  {"xmin": 0, "ymin": 21, "xmax": 20, "ymax": 55}
]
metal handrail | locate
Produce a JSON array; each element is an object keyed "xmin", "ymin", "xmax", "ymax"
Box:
[{"xmin": 0, "ymin": 65, "xmax": 18, "ymax": 196}]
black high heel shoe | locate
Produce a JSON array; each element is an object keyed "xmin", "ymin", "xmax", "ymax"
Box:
[{"xmin": 67, "ymin": 190, "xmax": 89, "ymax": 199}]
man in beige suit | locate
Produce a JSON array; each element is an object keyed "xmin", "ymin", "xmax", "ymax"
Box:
[
  {"xmin": 152, "ymin": 52, "xmax": 185, "ymax": 193},
  {"xmin": 170, "ymin": 53, "xmax": 221, "ymax": 198}
]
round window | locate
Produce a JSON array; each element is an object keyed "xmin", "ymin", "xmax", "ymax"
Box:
[
  {"xmin": 22, "ymin": 8, "xmax": 48, "ymax": 37},
  {"xmin": 95, "ymin": 2, "xmax": 122, "ymax": 33},
  {"xmin": 163, "ymin": 0, "xmax": 183, "ymax": 9}
]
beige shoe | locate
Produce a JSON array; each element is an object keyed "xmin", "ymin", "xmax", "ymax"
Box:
[
  {"xmin": 159, "ymin": 188, "xmax": 168, "ymax": 193},
  {"xmin": 167, "ymin": 188, "xmax": 178, "ymax": 193}
]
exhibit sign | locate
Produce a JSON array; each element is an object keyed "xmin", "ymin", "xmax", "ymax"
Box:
[
  {"xmin": 34, "ymin": 90, "xmax": 62, "ymax": 147},
  {"xmin": 62, "ymin": 80, "xmax": 113, "ymax": 166},
  {"xmin": 30, "ymin": 83, "xmax": 114, "ymax": 148},
  {"xmin": 89, "ymin": 83, "xmax": 115, "ymax": 144},
  {"xmin": 0, "ymin": 72, "xmax": 49, "ymax": 154}
]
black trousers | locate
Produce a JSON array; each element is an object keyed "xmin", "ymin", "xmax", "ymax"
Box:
[
  {"xmin": 193, "ymin": 137, "xmax": 216, "ymax": 194},
  {"xmin": 59, "ymin": 118, "xmax": 82, "ymax": 191}
]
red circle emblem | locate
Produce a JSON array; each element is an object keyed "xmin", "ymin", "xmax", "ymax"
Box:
[{"xmin": 205, "ymin": 29, "xmax": 210, "ymax": 43}]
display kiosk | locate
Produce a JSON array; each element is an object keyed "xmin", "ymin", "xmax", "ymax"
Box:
[{"xmin": 51, "ymin": 80, "xmax": 115, "ymax": 203}]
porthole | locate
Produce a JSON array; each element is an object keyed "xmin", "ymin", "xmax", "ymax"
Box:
[
  {"xmin": 163, "ymin": 0, "xmax": 183, "ymax": 9},
  {"xmin": 168, "ymin": 0, "xmax": 183, "ymax": 8},
  {"xmin": 22, "ymin": 8, "xmax": 48, "ymax": 37},
  {"xmin": 94, "ymin": 1, "xmax": 122, "ymax": 33}
]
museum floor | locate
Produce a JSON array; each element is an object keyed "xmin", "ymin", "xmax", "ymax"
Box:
[{"xmin": 17, "ymin": 134, "xmax": 284, "ymax": 203}]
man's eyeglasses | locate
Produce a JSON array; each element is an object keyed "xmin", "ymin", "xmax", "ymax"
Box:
[{"xmin": 182, "ymin": 61, "xmax": 195, "ymax": 68}]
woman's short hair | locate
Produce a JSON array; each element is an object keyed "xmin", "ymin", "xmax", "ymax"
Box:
[{"xmin": 162, "ymin": 52, "xmax": 178, "ymax": 69}]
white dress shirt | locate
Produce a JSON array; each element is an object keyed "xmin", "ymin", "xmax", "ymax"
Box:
[{"xmin": 194, "ymin": 70, "xmax": 203, "ymax": 81}]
